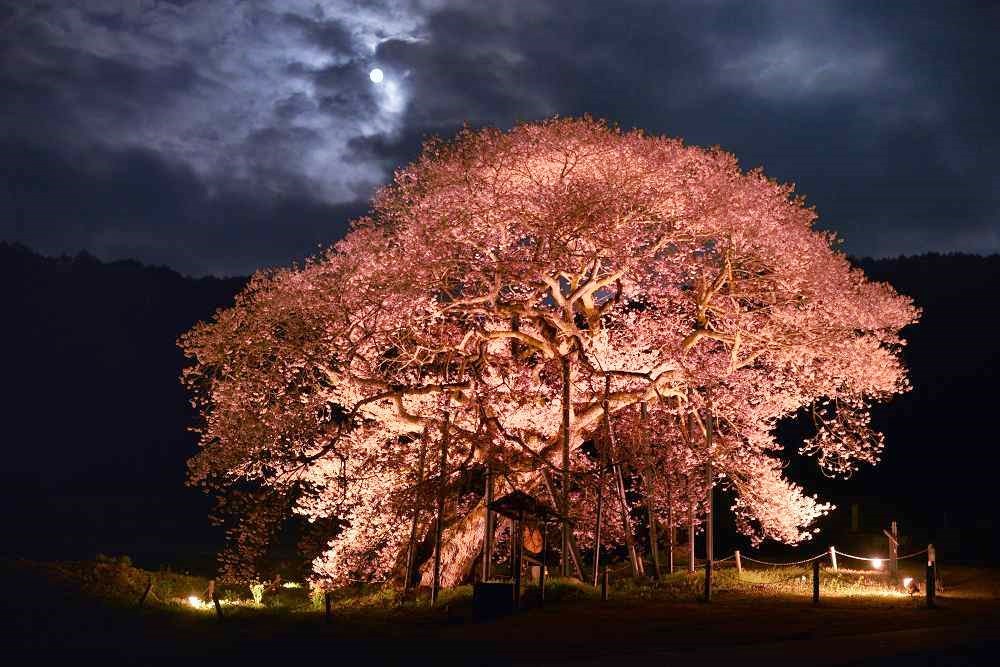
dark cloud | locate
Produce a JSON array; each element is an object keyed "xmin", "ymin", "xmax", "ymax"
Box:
[
  {"xmin": 1, "ymin": 0, "xmax": 997, "ymax": 275},
  {"xmin": 282, "ymin": 11, "xmax": 357, "ymax": 54}
]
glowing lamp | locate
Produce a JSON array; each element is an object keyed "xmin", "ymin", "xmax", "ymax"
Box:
[
  {"xmin": 902, "ymin": 577, "xmax": 913, "ymax": 588},
  {"xmin": 187, "ymin": 595, "xmax": 203, "ymax": 608},
  {"xmin": 871, "ymin": 558, "xmax": 883, "ymax": 570}
]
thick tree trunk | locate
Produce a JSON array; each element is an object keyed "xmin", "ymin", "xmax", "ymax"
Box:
[{"xmin": 418, "ymin": 371, "xmax": 680, "ymax": 589}]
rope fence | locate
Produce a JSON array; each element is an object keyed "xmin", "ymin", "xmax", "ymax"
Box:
[
  {"xmin": 740, "ymin": 552, "xmax": 826, "ymax": 567},
  {"xmin": 682, "ymin": 540, "xmax": 940, "ymax": 608},
  {"xmin": 731, "ymin": 546, "xmax": 927, "ymax": 568}
]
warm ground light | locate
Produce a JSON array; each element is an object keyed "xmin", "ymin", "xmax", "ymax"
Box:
[{"xmin": 7, "ymin": 557, "xmax": 998, "ymax": 665}]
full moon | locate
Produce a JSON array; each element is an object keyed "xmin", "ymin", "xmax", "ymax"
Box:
[{"xmin": 369, "ymin": 68, "xmax": 384, "ymax": 83}]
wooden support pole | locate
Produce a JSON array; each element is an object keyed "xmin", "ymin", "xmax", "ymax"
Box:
[
  {"xmin": 601, "ymin": 567, "xmax": 609, "ymax": 601},
  {"xmin": 540, "ymin": 469, "xmax": 585, "ymax": 578},
  {"xmin": 812, "ymin": 559, "xmax": 820, "ymax": 604},
  {"xmin": 703, "ymin": 558, "xmax": 712, "ymax": 603},
  {"xmin": 830, "ymin": 546, "xmax": 838, "ymax": 572},
  {"xmin": 687, "ymin": 478, "xmax": 696, "ymax": 574},
  {"xmin": 513, "ymin": 516, "xmax": 523, "ymax": 610},
  {"xmin": 614, "ymin": 459, "xmax": 643, "ymax": 577},
  {"xmin": 540, "ymin": 527, "xmax": 547, "ymax": 604},
  {"xmin": 641, "ymin": 402, "xmax": 661, "ymax": 581},
  {"xmin": 666, "ymin": 477, "xmax": 675, "ymax": 575},
  {"xmin": 646, "ymin": 494, "xmax": 660, "ymax": 580},
  {"xmin": 482, "ymin": 465, "xmax": 494, "ymax": 582},
  {"xmin": 602, "ymin": 380, "xmax": 642, "ymax": 577},
  {"xmin": 404, "ymin": 436, "xmax": 427, "ymax": 591},
  {"xmin": 324, "ymin": 591, "xmax": 333, "ymax": 624},
  {"xmin": 592, "ymin": 456, "xmax": 605, "ymax": 587},
  {"xmin": 735, "ymin": 550, "xmax": 742, "ymax": 578},
  {"xmin": 704, "ymin": 406, "xmax": 714, "ymax": 567},
  {"xmin": 509, "ymin": 517, "xmax": 516, "ymax": 577},
  {"xmin": 431, "ymin": 411, "xmax": 451, "ymax": 605},
  {"xmin": 926, "ymin": 544, "xmax": 936, "ymax": 609},
  {"xmin": 561, "ymin": 355, "xmax": 572, "ymax": 578}
]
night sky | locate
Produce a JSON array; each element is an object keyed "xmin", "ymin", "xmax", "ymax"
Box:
[{"xmin": 2, "ymin": 1, "xmax": 998, "ymax": 276}]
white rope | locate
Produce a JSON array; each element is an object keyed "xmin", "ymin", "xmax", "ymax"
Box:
[
  {"xmin": 897, "ymin": 548, "xmax": 929, "ymax": 560},
  {"xmin": 741, "ymin": 552, "xmax": 826, "ymax": 566},
  {"xmin": 833, "ymin": 549, "xmax": 883, "ymax": 562}
]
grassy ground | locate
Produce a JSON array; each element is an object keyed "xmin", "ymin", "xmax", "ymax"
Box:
[{"xmin": 4, "ymin": 557, "xmax": 998, "ymax": 665}]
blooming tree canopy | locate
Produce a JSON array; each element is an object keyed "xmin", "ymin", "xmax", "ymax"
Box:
[{"xmin": 181, "ymin": 117, "xmax": 917, "ymax": 588}]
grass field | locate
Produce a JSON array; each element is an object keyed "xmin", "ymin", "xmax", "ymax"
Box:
[{"xmin": 5, "ymin": 557, "xmax": 998, "ymax": 665}]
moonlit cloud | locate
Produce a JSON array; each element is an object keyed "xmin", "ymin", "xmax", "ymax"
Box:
[{"xmin": 2, "ymin": 0, "xmax": 427, "ymax": 203}]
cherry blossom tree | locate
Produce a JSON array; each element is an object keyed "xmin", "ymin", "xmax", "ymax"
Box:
[{"xmin": 181, "ymin": 117, "xmax": 916, "ymax": 589}]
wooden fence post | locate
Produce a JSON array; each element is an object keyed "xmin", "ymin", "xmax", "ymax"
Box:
[
  {"xmin": 890, "ymin": 521, "xmax": 898, "ymax": 575},
  {"xmin": 830, "ymin": 546, "xmax": 838, "ymax": 572},
  {"xmin": 138, "ymin": 576, "xmax": 153, "ymax": 608},
  {"xmin": 735, "ymin": 550, "xmax": 742, "ymax": 578},
  {"xmin": 703, "ymin": 559, "xmax": 713, "ymax": 603},
  {"xmin": 324, "ymin": 591, "xmax": 333, "ymax": 624},
  {"xmin": 812, "ymin": 559, "xmax": 820, "ymax": 604},
  {"xmin": 601, "ymin": 567, "xmax": 609, "ymax": 601},
  {"xmin": 926, "ymin": 544, "xmax": 936, "ymax": 609},
  {"xmin": 884, "ymin": 521, "xmax": 899, "ymax": 576},
  {"xmin": 212, "ymin": 587, "xmax": 224, "ymax": 621}
]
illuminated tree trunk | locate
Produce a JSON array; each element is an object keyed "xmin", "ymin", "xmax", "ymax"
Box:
[
  {"xmin": 561, "ymin": 355, "xmax": 571, "ymax": 577},
  {"xmin": 403, "ymin": 434, "xmax": 427, "ymax": 591},
  {"xmin": 431, "ymin": 412, "xmax": 450, "ymax": 604}
]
